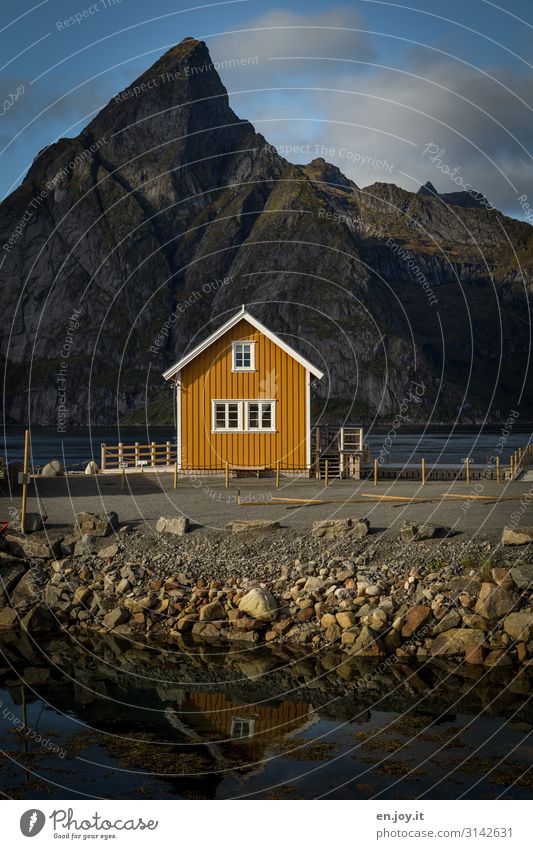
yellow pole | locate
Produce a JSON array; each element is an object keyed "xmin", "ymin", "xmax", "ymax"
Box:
[
  {"xmin": 496, "ymin": 456, "xmax": 500, "ymax": 483},
  {"xmin": 373, "ymin": 458, "xmax": 378, "ymax": 486},
  {"xmin": 325, "ymin": 459, "xmax": 329, "ymax": 487},
  {"xmin": 173, "ymin": 460, "xmax": 178, "ymax": 489},
  {"xmin": 421, "ymin": 457, "xmax": 425, "ymax": 485},
  {"xmin": 225, "ymin": 461, "xmax": 229, "ymax": 488},
  {"xmin": 20, "ymin": 429, "xmax": 30, "ymax": 533},
  {"xmin": 465, "ymin": 457, "xmax": 470, "ymax": 484},
  {"xmin": 276, "ymin": 460, "xmax": 280, "ymax": 488}
]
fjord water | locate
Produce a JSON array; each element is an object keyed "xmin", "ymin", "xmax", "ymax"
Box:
[
  {"xmin": 2, "ymin": 426, "xmax": 529, "ymax": 467},
  {"xmin": 0, "ymin": 634, "xmax": 531, "ymax": 800}
]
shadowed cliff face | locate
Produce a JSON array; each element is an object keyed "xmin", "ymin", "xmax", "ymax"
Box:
[{"xmin": 1, "ymin": 37, "xmax": 532, "ymax": 426}]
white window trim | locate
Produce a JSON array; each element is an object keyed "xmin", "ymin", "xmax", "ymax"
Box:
[
  {"xmin": 232, "ymin": 340, "xmax": 256, "ymax": 372},
  {"xmin": 211, "ymin": 399, "xmax": 276, "ymax": 433}
]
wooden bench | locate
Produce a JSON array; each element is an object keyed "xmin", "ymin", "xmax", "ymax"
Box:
[{"xmin": 229, "ymin": 465, "xmax": 267, "ymax": 479}]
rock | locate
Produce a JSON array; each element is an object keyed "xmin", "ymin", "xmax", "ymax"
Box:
[
  {"xmin": 227, "ymin": 519, "xmax": 280, "ymax": 534},
  {"xmin": 6, "ymin": 531, "xmax": 62, "ymax": 560},
  {"xmin": 431, "ymin": 628, "xmax": 485, "ymax": 657},
  {"xmin": 336, "ymin": 611, "xmax": 357, "ymax": 629},
  {"xmin": 238, "ymin": 588, "xmax": 278, "ymax": 621},
  {"xmin": 116, "ymin": 579, "xmax": 131, "ymax": 594},
  {"xmin": 312, "ymin": 517, "xmax": 369, "ymax": 539},
  {"xmin": 509, "ymin": 563, "xmax": 533, "ymax": 589},
  {"xmin": 321, "ymin": 613, "xmax": 337, "ymax": 628},
  {"xmin": 502, "ymin": 526, "xmax": 533, "ymax": 545},
  {"xmin": 402, "ymin": 605, "xmax": 431, "ymax": 638},
  {"xmin": 503, "ymin": 612, "xmax": 533, "ymax": 642},
  {"xmin": 325, "ymin": 623, "xmax": 342, "ymax": 642},
  {"xmin": 432, "ymin": 609, "xmax": 461, "ymax": 635},
  {"xmin": 98, "ymin": 543, "xmax": 119, "ymax": 559},
  {"xmin": 0, "ymin": 564, "xmax": 26, "ymax": 604},
  {"xmin": 20, "ymin": 513, "xmax": 45, "ymax": 533},
  {"xmin": 42, "ymin": 459, "xmax": 65, "ymax": 477},
  {"xmin": 303, "ymin": 576, "xmax": 324, "ymax": 594},
  {"xmin": 155, "ymin": 516, "xmax": 189, "ymax": 536},
  {"xmin": 74, "ymin": 534, "xmax": 103, "ymax": 556},
  {"xmin": 464, "ymin": 643, "xmax": 486, "ymax": 665},
  {"xmin": 10, "ymin": 568, "xmax": 46, "ymax": 605},
  {"xmin": 21, "ymin": 604, "xmax": 55, "ymax": 634},
  {"xmin": 350, "ymin": 625, "xmax": 385, "ymax": 656},
  {"xmin": 491, "ymin": 568, "xmax": 515, "ymax": 590},
  {"xmin": 227, "ymin": 630, "xmax": 259, "ymax": 644},
  {"xmin": 365, "ymin": 585, "xmax": 380, "ymax": 597},
  {"xmin": 72, "ymin": 587, "xmax": 92, "ymax": 606},
  {"xmin": 0, "ymin": 608, "xmax": 19, "ymax": 629},
  {"xmin": 484, "ymin": 649, "xmax": 513, "ymax": 667},
  {"xmin": 474, "ymin": 583, "xmax": 518, "ymax": 620},
  {"xmin": 461, "ymin": 612, "xmax": 489, "ymax": 630},
  {"xmin": 103, "ymin": 607, "xmax": 130, "ymax": 629},
  {"xmin": 199, "ymin": 600, "xmax": 227, "ymax": 621},
  {"xmin": 84, "ymin": 460, "xmax": 99, "ymax": 475},
  {"xmin": 400, "ymin": 521, "xmax": 448, "ymax": 542},
  {"xmin": 74, "ymin": 511, "xmax": 118, "ymax": 537}
]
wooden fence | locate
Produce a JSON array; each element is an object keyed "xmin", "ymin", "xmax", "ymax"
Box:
[{"xmin": 101, "ymin": 441, "xmax": 177, "ymax": 470}]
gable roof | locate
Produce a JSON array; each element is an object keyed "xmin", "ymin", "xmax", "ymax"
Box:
[{"xmin": 162, "ymin": 305, "xmax": 324, "ymax": 380}]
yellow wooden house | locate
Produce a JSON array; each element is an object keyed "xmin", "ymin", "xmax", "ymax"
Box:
[{"xmin": 163, "ymin": 305, "xmax": 324, "ymax": 474}]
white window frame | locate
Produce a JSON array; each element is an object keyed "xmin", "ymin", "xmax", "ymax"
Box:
[
  {"xmin": 232, "ymin": 341, "xmax": 256, "ymax": 372},
  {"xmin": 231, "ymin": 717, "xmax": 256, "ymax": 739},
  {"xmin": 212, "ymin": 400, "xmax": 276, "ymax": 433}
]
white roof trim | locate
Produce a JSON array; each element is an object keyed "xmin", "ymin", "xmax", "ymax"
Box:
[{"xmin": 162, "ymin": 306, "xmax": 324, "ymax": 380}]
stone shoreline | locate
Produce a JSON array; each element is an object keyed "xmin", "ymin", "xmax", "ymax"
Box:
[{"xmin": 1, "ymin": 513, "xmax": 533, "ymax": 669}]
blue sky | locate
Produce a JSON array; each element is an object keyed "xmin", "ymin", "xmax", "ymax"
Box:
[{"xmin": 2, "ymin": 0, "xmax": 533, "ymax": 217}]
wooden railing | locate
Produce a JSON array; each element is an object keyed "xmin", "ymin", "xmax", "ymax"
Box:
[
  {"xmin": 312, "ymin": 426, "xmax": 364, "ymax": 454},
  {"xmin": 101, "ymin": 441, "xmax": 177, "ymax": 470},
  {"xmin": 509, "ymin": 444, "xmax": 533, "ymax": 479}
]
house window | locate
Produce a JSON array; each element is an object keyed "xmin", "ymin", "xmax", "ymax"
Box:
[
  {"xmin": 247, "ymin": 401, "xmax": 274, "ymax": 431},
  {"xmin": 212, "ymin": 400, "xmax": 276, "ymax": 432},
  {"xmin": 232, "ymin": 341, "xmax": 255, "ymax": 371},
  {"xmin": 231, "ymin": 717, "xmax": 256, "ymax": 739},
  {"xmin": 213, "ymin": 401, "xmax": 241, "ymax": 431}
]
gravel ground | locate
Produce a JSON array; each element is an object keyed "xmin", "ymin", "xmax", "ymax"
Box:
[{"xmin": 6, "ymin": 473, "xmax": 533, "ymax": 541}]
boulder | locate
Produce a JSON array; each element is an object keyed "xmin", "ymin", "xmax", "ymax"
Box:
[
  {"xmin": 227, "ymin": 519, "xmax": 280, "ymax": 534},
  {"xmin": 400, "ymin": 521, "xmax": 448, "ymax": 542},
  {"xmin": 431, "ymin": 628, "xmax": 485, "ymax": 657},
  {"xmin": 349, "ymin": 625, "xmax": 385, "ymax": 657},
  {"xmin": 42, "ymin": 459, "xmax": 65, "ymax": 477},
  {"xmin": 238, "ymin": 588, "xmax": 278, "ymax": 621},
  {"xmin": 509, "ymin": 563, "xmax": 533, "ymax": 589},
  {"xmin": 0, "ymin": 608, "xmax": 19, "ymax": 630},
  {"xmin": 0, "ymin": 564, "xmax": 27, "ymax": 605},
  {"xmin": 19, "ymin": 513, "xmax": 45, "ymax": 533},
  {"xmin": 103, "ymin": 607, "xmax": 130, "ymax": 629},
  {"xmin": 336, "ymin": 611, "xmax": 357, "ymax": 630},
  {"xmin": 502, "ymin": 526, "xmax": 533, "ymax": 546},
  {"xmin": 72, "ymin": 587, "xmax": 92, "ymax": 606},
  {"xmin": 312, "ymin": 517, "xmax": 369, "ymax": 540},
  {"xmin": 474, "ymin": 583, "xmax": 517, "ymax": 620},
  {"xmin": 432, "ymin": 609, "xmax": 461, "ymax": 635},
  {"xmin": 97, "ymin": 542, "xmax": 119, "ymax": 559},
  {"xmin": 6, "ymin": 531, "xmax": 63, "ymax": 560},
  {"xmin": 84, "ymin": 460, "xmax": 99, "ymax": 475},
  {"xmin": 503, "ymin": 612, "xmax": 533, "ymax": 642},
  {"xmin": 10, "ymin": 568, "xmax": 47, "ymax": 605},
  {"xmin": 199, "ymin": 600, "xmax": 227, "ymax": 622},
  {"xmin": 74, "ymin": 511, "xmax": 118, "ymax": 537},
  {"xmin": 155, "ymin": 516, "xmax": 189, "ymax": 536},
  {"xmin": 21, "ymin": 604, "xmax": 55, "ymax": 634},
  {"xmin": 402, "ymin": 605, "xmax": 431, "ymax": 638}
]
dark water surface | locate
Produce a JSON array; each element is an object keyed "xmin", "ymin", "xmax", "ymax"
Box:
[
  {"xmin": 0, "ymin": 634, "xmax": 532, "ymax": 800},
  {"xmin": 2, "ymin": 426, "xmax": 530, "ymax": 467}
]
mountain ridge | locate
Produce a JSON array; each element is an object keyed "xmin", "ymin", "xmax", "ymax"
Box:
[{"xmin": 1, "ymin": 37, "xmax": 532, "ymax": 426}]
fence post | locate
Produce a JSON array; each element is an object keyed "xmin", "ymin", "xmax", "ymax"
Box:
[
  {"xmin": 173, "ymin": 460, "xmax": 178, "ymax": 490},
  {"xmin": 101, "ymin": 443, "xmax": 106, "ymax": 471},
  {"xmin": 118, "ymin": 442, "xmax": 123, "ymax": 467},
  {"xmin": 134, "ymin": 442, "xmax": 140, "ymax": 467},
  {"xmin": 20, "ymin": 429, "xmax": 30, "ymax": 533},
  {"xmin": 166, "ymin": 441, "xmax": 171, "ymax": 465},
  {"xmin": 465, "ymin": 457, "xmax": 470, "ymax": 484},
  {"xmin": 496, "ymin": 456, "xmax": 500, "ymax": 483},
  {"xmin": 276, "ymin": 460, "xmax": 280, "ymax": 488},
  {"xmin": 421, "ymin": 457, "xmax": 425, "ymax": 485},
  {"xmin": 374, "ymin": 458, "xmax": 378, "ymax": 486},
  {"xmin": 325, "ymin": 459, "xmax": 329, "ymax": 486},
  {"xmin": 151, "ymin": 442, "xmax": 156, "ymax": 466},
  {"xmin": 225, "ymin": 461, "xmax": 229, "ymax": 488}
]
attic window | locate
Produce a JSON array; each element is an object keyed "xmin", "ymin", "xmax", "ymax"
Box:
[{"xmin": 232, "ymin": 341, "xmax": 255, "ymax": 371}]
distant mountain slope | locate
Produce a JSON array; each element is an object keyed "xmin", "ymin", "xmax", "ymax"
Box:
[{"xmin": 1, "ymin": 37, "xmax": 532, "ymax": 426}]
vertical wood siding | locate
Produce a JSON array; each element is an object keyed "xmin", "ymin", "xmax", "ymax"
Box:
[{"xmin": 179, "ymin": 319, "xmax": 308, "ymax": 469}]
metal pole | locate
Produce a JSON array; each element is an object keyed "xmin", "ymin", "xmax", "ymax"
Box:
[
  {"xmin": 20, "ymin": 429, "xmax": 30, "ymax": 533},
  {"xmin": 373, "ymin": 458, "xmax": 378, "ymax": 486}
]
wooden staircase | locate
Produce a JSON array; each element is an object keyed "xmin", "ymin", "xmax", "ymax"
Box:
[{"xmin": 317, "ymin": 454, "xmax": 342, "ymax": 480}]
